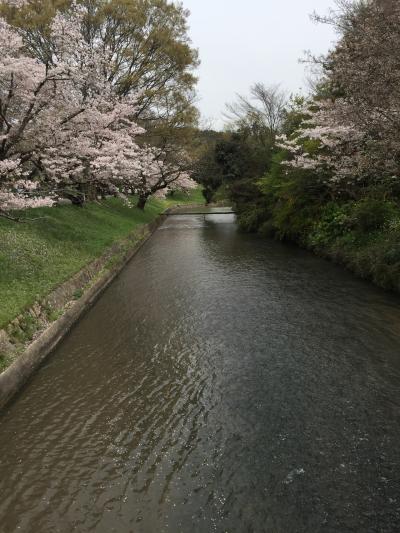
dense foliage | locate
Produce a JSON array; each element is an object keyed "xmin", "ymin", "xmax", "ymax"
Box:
[
  {"xmin": 0, "ymin": 0, "xmax": 198, "ymax": 216},
  {"xmin": 197, "ymin": 0, "xmax": 400, "ymax": 290}
]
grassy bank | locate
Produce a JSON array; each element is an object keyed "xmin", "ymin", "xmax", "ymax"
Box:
[
  {"xmin": 305, "ymin": 201, "xmax": 400, "ymax": 292},
  {"xmin": 0, "ymin": 189, "xmax": 204, "ymax": 329}
]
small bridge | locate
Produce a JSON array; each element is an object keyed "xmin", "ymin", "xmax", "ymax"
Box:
[{"xmin": 167, "ymin": 207, "xmax": 236, "ymax": 216}]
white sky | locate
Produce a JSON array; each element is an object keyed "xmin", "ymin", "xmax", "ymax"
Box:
[{"xmin": 180, "ymin": 0, "xmax": 339, "ymax": 129}]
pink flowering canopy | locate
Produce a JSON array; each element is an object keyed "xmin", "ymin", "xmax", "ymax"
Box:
[
  {"xmin": 277, "ymin": 0, "xmax": 400, "ymax": 198},
  {"xmin": 0, "ymin": 1, "xmax": 195, "ymax": 214}
]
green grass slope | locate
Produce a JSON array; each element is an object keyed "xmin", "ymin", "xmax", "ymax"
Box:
[{"xmin": 0, "ymin": 189, "xmax": 204, "ymax": 328}]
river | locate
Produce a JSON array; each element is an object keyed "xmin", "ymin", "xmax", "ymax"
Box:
[{"xmin": 1, "ymin": 210, "xmax": 400, "ymax": 532}]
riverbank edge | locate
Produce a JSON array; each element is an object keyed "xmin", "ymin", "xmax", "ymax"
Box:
[
  {"xmin": 267, "ymin": 230, "xmax": 400, "ymax": 295},
  {"xmin": 0, "ymin": 212, "xmax": 169, "ymax": 411},
  {"xmin": 235, "ymin": 202, "xmax": 400, "ymax": 294}
]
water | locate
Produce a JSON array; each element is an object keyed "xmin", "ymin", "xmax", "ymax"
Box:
[{"xmin": 1, "ymin": 211, "xmax": 400, "ymax": 532}]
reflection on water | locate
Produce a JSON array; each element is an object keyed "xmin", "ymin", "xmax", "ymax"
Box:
[{"xmin": 1, "ymin": 212, "xmax": 400, "ymax": 532}]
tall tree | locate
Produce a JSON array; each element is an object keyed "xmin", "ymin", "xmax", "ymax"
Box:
[
  {"xmin": 0, "ymin": 0, "xmax": 199, "ymax": 211},
  {"xmin": 1, "ymin": 0, "xmax": 199, "ymax": 122},
  {"xmin": 224, "ymin": 83, "xmax": 288, "ymax": 143},
  {"xmin": 0, "ymin": 3, "xmax": 196, "ymax": 215}
]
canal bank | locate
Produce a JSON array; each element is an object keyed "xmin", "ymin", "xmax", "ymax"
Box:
[
  {"xmin": 0, "ymin": 191, "xmax": 205, "ymax": 409},
  {"xmin": 0, "ymin": 214, "xmax": 167, "ymax": 410}
]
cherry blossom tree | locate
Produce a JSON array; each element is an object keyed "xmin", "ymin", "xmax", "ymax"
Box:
[
  {"xmin": 2, "ymin": 0, "xmax": 200, "ymax": 194},
  {"xmin": 0, "ymin": 1, "xmax": 197, "ymax": 217},
  {"xmin": 277, "ymin": 0, "xmax": 400, "ymax": 200},
  {"xmin": 277, "ymin": 98, "xmax": 370, "ymax": 197},
  {"xmin": 0, "ymin": 16, "xmax": 67, "ymax": 215},
  {"xmin": 40, "ymin": 89, "xmax": 146, "ymax": 203},
  {"xmin": 133, "ymin": 145, "xmax": 194, "ymax": 209}
]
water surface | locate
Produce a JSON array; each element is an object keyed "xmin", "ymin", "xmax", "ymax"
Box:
[{"xmin": 1, "ymin": 211, "xmax": 400, "ymax": 532}]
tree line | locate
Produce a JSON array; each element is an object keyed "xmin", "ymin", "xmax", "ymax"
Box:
[
  {"xmin": 195, "ymin": 0, "xmax": 400, "ymax": 290},
  {"xmin": 0, "ymin": 0, "xmax": 199, "ymax": 218}
]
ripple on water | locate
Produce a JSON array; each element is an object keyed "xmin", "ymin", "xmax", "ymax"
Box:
[{"xmin": 1, "ymin": 215, "xmax": 400, "ymax": 532}]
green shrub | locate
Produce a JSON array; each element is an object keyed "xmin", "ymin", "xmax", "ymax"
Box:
[
  {"xmin": 271, "ymin": 202, "xmax": 317, "ymax": 243},
  {"xmin": 351, "ymin": 199, "xmax": 396, "ymax": 232},
  {"xmin": 19, "ymin": 314, "xmax": 40, "ymax": 340},
  {"xmin": 383, "ymin": 245, "xmax": 400, "ymax": 266},
  {"xmin": 237, "ymin": 206, "xmax": 268, "ymax": 233},
  {"xmin": 0, "ymin": 353, "xmax": 10, "ymax": 372},
  {"xmin": 308, "ymin": 203, "xmax": 352, "ymax": 248},
  {"xmin": 258, "ymin": 220, "xmax": 276, "ymax": 238}
]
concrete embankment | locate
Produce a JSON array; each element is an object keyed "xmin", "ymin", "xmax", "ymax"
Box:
[{"xmin": 0, "ymin": 214, "xmax": 167, "ymax": 410}]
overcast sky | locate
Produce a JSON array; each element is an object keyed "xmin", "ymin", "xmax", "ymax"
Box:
[{"xmin": 180, "ymin": 0, "xmax": 338, "ymax": 129}]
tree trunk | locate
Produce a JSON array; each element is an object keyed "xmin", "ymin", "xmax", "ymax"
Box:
[{"xmin": 137, "ymin": 195, "xmax": 148, "ymax": 210}]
